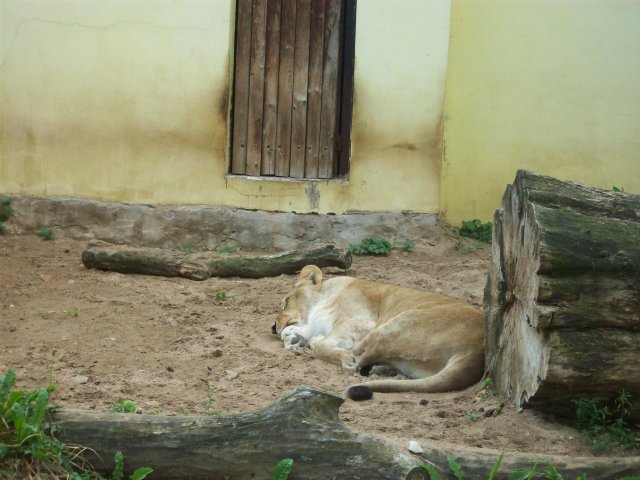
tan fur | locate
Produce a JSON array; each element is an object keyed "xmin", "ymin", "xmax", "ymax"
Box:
[{"xmin": 274, "ymin": 265, "xmax": 484, "ymax": 396}]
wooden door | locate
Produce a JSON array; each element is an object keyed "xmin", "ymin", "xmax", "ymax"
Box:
[{"xmin": 231, "ymin": 0, "xmax": 354, "ymax": 179}]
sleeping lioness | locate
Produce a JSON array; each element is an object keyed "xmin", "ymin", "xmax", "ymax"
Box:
[{"xmin": 273, "ymin": 265, "xmax": 484, "ymax": 401}]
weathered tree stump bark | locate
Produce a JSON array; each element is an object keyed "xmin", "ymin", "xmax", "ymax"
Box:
[
  {"xmin": 51, "ymin": 387, "xmax": 640, "ymax": 479},
  {"xmin": 484, "ymin": 170, "xmax": 640, "ymax": 414},
  {"xmin": 81, "ymin": 242, "xmax": 351, "ymax": 280}
]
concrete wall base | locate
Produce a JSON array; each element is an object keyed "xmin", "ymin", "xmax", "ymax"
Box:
[{"xmin": 4, "ymin": 196, "xmax": 438, "ymax": 251}]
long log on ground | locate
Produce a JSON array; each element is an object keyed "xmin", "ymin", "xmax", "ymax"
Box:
[
  {"xmin": 51, "ymin": 387, "xmax": 640, "ymax": 479},
  {"xmin": 53, "ymin": 387, "xmax": 425, "ymax": 480},
  {"xmin": 484, "ymin": 170, "xmax": 640, "ymax": 414},
  {"xmin": 81, "ymin": 241, "xmax": 352, "ymax": 280}
]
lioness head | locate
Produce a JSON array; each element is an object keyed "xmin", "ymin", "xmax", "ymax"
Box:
[{"xmin": 272, "ymin": 265, "xmax": 323, "ymax": 337}]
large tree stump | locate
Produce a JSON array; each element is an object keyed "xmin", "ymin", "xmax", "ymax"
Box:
[
  {"xmin": 51, "ymin": 387, "xmax": 640, "ymax": 479},
  {"xmin": 81, "ymin": 242, "xmax": 351, "ymax": 280},
  {"xmin": 484, "ymin": 170, "xmax": 640, "ymax": 414}
]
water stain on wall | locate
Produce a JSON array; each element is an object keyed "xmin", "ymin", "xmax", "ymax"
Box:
[{"xmin": 305, "ymin": 181, "xmax": 320, "ymax": 209}]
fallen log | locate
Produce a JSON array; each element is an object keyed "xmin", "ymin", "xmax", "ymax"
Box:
[
  {"xmin": 484, "ymin": 170, "xmax": 640, "ymax": 414},
  {"xmin": 53, "ymin": 387, "xmax": 425, "ymax": 480},
  {"xmin": 51, "ymin": 387, "xmax": 640, "ymax": 479},
  {"xmin": 81, "ymin": 242, "xmax": 352, "ymax": 280}
]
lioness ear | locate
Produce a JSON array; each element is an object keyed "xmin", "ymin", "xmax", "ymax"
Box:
[{"xmin": 298, "ymin": 265, "xmax": 323, "ymax": 290}]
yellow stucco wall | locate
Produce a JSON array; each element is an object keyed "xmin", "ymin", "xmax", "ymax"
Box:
[
  {"xmin": 441, "ymin": 0, "xmax": 640, "ymax": 224},
  {"xmin": 1, "ymin": 0, "xmax": 451, "ymax": 215}
]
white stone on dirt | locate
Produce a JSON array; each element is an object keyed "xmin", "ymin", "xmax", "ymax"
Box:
[
  {"xmin": 72, "ymin": 375, "xmax": 89, "ymax": 384},
  {"xmin": 407, "ymin": 440, "xmax": 423, "ymax": 454}
]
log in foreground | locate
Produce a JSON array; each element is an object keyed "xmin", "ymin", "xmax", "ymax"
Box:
[
  {"xmin": 52, "ymin": 387, "xmax": 640, "ymax": 479},
  {"xmin": 54, "ymin": 387, "xmax": 426, "ymax": 480},
  {"xmin": 484, "ymin": 170, "xmax": 640, "ymax": 414},
  {"xmin": 81, "ymin": 241, "xmax": 352, "ymax": 280}
]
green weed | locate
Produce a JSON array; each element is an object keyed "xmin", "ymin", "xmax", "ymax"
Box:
[
  {"xmin": 613, "ymin": 186, "xmax": 625, "ymax": 192},
  {"xmin": 0, "ymin": 197, "xmax": 11, "ymax": 234},
  {"xmin": 349, "ymin": 237, "xmax": 392, "ymax": 256},
  {"xmin": 67, "ymin": 308, "xmax": 79, "ymax": 318},
  {"xmin": 110, "ymin": 399, "xmax": 137, "ymax": 414},
  {"xmin": 572, "ymin": 390, "xmax": 638, "ymax": 451},
  {"xmin": 38, "ymin": 225, "xmax": 55, "ymax": 241},
  {"xmin": 393, "ymin": 240, "xmax": 415, "ymax": 252},
  {"xmin": 198, "ymin": 388, "xmax": 216, "ymax": 416},
  {"xmin": 459, "ymin": 219, "xmax": 492, "ymax": 244},
  {"xmin": 271, "ymin": 458, "xmax": 293, "ymax": 480},
  {"xmin": 480, "ymin": 377, "xmax": 493, "ymax": 390},
  {"xmin": 0, "ymin": 369, "xmax": 152, "ymax": 479},
  {"xmin": 214, "ymin": 290, "xmax": 226, "ymax": 302}
]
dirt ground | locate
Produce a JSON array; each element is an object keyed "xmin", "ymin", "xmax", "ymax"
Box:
[{"xmin": 1, "ymin": 228, "xmax": 637, "ymax": 462}]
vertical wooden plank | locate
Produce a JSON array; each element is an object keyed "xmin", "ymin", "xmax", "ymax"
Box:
[
  {"xmin": 318, "ymin": 0, "xmax": 343, "ymax": 178},
  {"xmin": 261, "ymin": 0, "xmax": 282, "ymax": 176},
  {"xmin": 289, "ymin": 0, "xmax": 311, "ymax": 178},
  {"xmin": 231, "ymin": 0, "xmax": 254, "ymax": 174},
  {"xmin": 304, "ymin": 0, "xmax": 326, "ymax": 179},
  {"xmin": 246, "ymin": 0, "xmax": 267, "ymax": 176},
  {"xmin": 338, "ymin": 0, "xmax": 355, "ymax": 177},
  {"xmin": 275, "ymin": 0, "xmax": 297, "ymax": 176}
]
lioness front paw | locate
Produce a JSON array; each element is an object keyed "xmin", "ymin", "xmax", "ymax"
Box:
[{"xmin": 283, "ymin": 331, "xmax": 309, "ymax": 351}]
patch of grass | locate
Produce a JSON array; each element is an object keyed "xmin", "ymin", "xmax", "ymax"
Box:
[
  {"xmin": 613, "ymin": 186, "xmax": 625, "ymax": 192},
  {"xmin": 110, "ymin": 399, "xmax": 137, "ymax": 414},
  {"xmin": 214, "ymin": 290, "xmax": 226, "ymax": 303},
  {"xmin": 0, "ymin": 196, "xmax": 11, "ymax": 234},
  {"xmin": 459, "ymin": 219, "xmax": 492, "ymax": 244},
  {"xmin": 148, "ymin": 407, "xmax": 164, "ymax": 416},
  {"xmin": 572, "ymin": 390, "xmax": 638, "ymax": 452},
  {"xmin": 38, "ymin": 225, "xmax": 55, "ymax": 241},
  {"xmin": 393, "ymin": 240, "xmax": 415, "ymax": 252},
  {"xmin": 349, "ymin": 237, "xmax": 392, "ymax": 256},
  {"xmin": 0, "ymin": 369, "xmax": 152, "ymax": 479},
  {"xmin": 67, "ymin": 308, "xmax": 79, "ymax": 318},
  {"xmin": 271, "ymin": 458, "xmax": 293, "ymax": 480}
]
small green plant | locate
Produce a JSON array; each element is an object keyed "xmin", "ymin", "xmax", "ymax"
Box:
[
  {"xmin": 480, "ymin": 377, "xmax": 493, "ymax": 390},
  {"xmin": 112, "ymin": 451, "xmax": 153, "ymax": 480},
  {"xmin": 0, "ymin": 196, "xmax": 11, "ymax": 234},
  {"xmin": 349, "ymin": 237, "xmax": 392, "ymax": 256},
  {"xmin": 613, "ymin": 186, "xmax": 625, "ymax": 192},
  {"xmin": 111, "ymin": 399, "xmax": 137, "ymax": 414},
  {"xmin": 198, "ymin": 388, "xmax": 216, "ymax": 416},
  {"xmin": 216, "ymin": 245, "xmax": 238, "ymax": 254},
  {"xmin": 214, "ymin": 290, "xmax": 226, "ymax": 302},
  {"xmin": 393, "ymin": 240, "xmax": 415, "ymax": 252},
  {"xmin": 0, "ymin": 369, "xmax": 152, "ymax": 479},
  {"xmin": 148, "ymin": 406, "xmax": 164, "ymax": 415},
  {"xmin": 572, "ymin": 390, "xmax": 638, "ymax": 451},
  {"xmin": 271, "ymin": 458, "xmax": 294, "ymax": 480},
  {"xmin": 67, "ymin": 307, "xmax": 79, "ymax": 318},
  {"xmin": 38, "ymin": 224, "xmax": 55, "ymax": 241},
  {"xmin": 459, "ymin": 219, "xmax": 492, "ymax": 244}
]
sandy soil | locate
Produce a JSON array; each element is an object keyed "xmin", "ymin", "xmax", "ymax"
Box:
[{"xmin": 1, "ymin": 228, "xmax": 637, "ymax": 462}]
